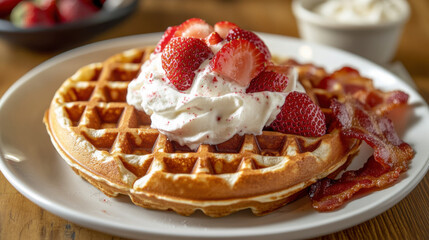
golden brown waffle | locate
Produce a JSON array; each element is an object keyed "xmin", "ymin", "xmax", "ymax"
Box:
[{"xmin": 44, "ymin": 47, "xmax": 361, "ymax": 217}]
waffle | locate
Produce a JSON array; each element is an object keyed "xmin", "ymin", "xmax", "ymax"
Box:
[{"xmin": 44, "ymin": 47, "xmax": 361, "ymax": 217}]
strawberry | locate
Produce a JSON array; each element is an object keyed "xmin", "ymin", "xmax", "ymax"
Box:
[
  {"xmin": 214, "ymin": 21, "xmax": 238, "ymax": 38},
  {"xmin": 57, "ymin": 0, "xmax": 99, "ymax": 23},
  {"xmin": 246, "ymin": 69, "xmax": 288, "ymax": 93},
  {"xmin": 210, "ymin": 39, "xmax": 266, "ymax": 87},
  {"xmin": 269, "ymin": 91, "xmax": 326, "ymax": 137},
  {"xmin": 10, "ymin": 1, "xmax": 55, "ymax": 28},
  {"xmin": 205, "ymin": 31, "xmax": 223, "ymax": 45},
  {"xmin": 35, "ymin": 0, "xmax": 58, "ymax": 20},
  {"xmin": 0, "ymin": 0, "xmax": 22, "ymax": 16},
  {"xmin": 154, "ymin": 26, "xmax": 178, "ymax": 54},
  {"xmin": 225, "ymin": 27, "xmax": 271, "ymax": 61},
  {"xmin": 174, "ymin": 18, "xmax": 214, "ymax": 39},
  {"xmin": 162, "ymin": 37, "xmax": 213, "ymax": 91}
]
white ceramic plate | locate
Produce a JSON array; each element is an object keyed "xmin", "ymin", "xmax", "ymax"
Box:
[{"xmin": 0, "ymin": 33, "xmax": 428, "ymax": 240}]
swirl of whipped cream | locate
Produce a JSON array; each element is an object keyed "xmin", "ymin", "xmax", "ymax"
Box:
[{"xmin": 127, "ymin": 45, "xmax": 304, "ymax": 150}]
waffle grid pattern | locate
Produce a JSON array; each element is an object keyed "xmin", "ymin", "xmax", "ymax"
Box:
[
  {"xmin": 57, "ymin": 49, "xmax": 334, "ymax": 177},
  {"xmin": 45, "ymin": 48, "xmax": 361, "ymax": 216}
]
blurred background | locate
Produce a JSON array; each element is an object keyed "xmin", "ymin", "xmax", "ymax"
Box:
[
  {"xmin": 0, "ymin": 0, "xmax": 428, "ymax": 239},
  {"xmin": 0, "ymin": 0, "xmax": 428, "ymax": 101}
]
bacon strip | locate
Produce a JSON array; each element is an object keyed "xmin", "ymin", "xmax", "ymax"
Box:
[
  {"xmin": 316, "ymin": 66, "xmax": 409, "ymax": 115},
  {"xmin": 309, "ymin": 98, "xmax": 414, "ymax": 211}
]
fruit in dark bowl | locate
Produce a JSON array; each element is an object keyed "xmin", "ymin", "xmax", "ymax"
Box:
[{"xmin": 0, "ymin": 0, "xmax": 138, "ymax": 50}]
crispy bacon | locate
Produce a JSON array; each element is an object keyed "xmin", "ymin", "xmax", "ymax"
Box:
[
  {"xmin": 309, "ymin": 98, "xmax": 414, "ymax": 211},
  {"xmin": 281, "ymin": 62, "xmax": 409, "ymax": 115},
  {"xmin": 281, "ymin": 59, "xmax": 327, "ymax": 86},
  {"xmin": 317, "ymin": 66, "xmax": 409, "ymax": 115}
]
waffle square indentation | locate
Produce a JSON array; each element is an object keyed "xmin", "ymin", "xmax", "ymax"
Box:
[
  {"xmin": 163, "ymin": 156, "xmax": 198, "ymax": 174},
  {"xmin": 64, "ymin": 105, "xmax": 85, "ymax": 126},
  {"xmin": 102, "ymin": 85, "xmax": 128, "ymax": 102},
  {"xmin": 94, "ymin": 106, "xmax": 124, "ymax": 129},
  {"xmin": 83, "ymin": 131, "xmax": 118, "ymax": 153},
  {"xmin": 255, "ymin": 134, "xmax": 286, "ymax": 156},
  {"xmin": 128, "ymin": 109, "xmax": 151, "ymax": 128},
  {"xmin": 215, "ymin": 135, "xmax": 244, "ymax": 153},
  {"xmin": 124, "ymin": 132, "xmax": 159, "ymax": 155},
  {"xmin": 106, "ymin": 65, "xmax": 140, "ymax": 82},
  {"xmin": 63, "ymin": 85, "xmax": 95, "ymax": 102}
]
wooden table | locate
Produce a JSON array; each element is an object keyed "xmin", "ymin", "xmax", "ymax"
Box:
[{"xmin": 1, "ymin": 1, "xmax": 428, "ymax": 239}]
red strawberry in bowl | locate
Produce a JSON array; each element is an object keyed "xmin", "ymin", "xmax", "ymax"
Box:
[
  {"xmin": 162, "ymin": 37, "xmax": 213, "ymax": 91},
  {"xmin": 174, "ymin": 18, "xmax": 214, "ymax": 39},
  {"xmin": 10, "ymin": 1, "xmax": 55, "ymax": 28},
  {"xmin": 0, "ymin": 0, "xmax": 23, "ymax": 16},
  {"xmin": 269, "ymin": 91, "xmax": 326, "ymax": 137},
  {"xmin": 225, "ymin": 27, "xmax": 271, "ymax": 61},
  {"xmin": 57, "ymin": 0, "xmax": 99, "ymax": 23},
  {"xmin": 210, "ymin": 39, "xmax": 267, "ymax": 87}
]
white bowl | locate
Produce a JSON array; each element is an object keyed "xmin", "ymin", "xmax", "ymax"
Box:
[{"xmin": 292, "ymin": 0, "xmax": 410, "ymax": 64}]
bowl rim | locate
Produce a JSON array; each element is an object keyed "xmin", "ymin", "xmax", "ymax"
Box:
[{"xmin": 292, "ymin": 0, "xmax": 410, "ymax": 30}]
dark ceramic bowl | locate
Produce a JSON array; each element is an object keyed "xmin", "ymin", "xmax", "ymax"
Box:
[{"xmin": 0, "ymin": 0, "xmax": 138, "ymax": 50}]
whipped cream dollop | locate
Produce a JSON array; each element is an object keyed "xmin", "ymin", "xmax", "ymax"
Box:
[
  {"xmin": 313, "ymin": 0, "xmax": 405, "ymax": 23},
  {"xmin": 127, "ymin": 45, "xmax": 304, "ymax": 150}
]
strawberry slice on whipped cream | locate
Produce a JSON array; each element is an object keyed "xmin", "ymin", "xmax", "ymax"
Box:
[{"xmin": 127, "ymin": 18, "xmax": 321, "ymax": 150}]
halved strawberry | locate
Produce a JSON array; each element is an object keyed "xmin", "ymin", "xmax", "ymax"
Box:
[
  {"xmin": 269, "ymin": 91, "xmax": 326, "ymax": 137},
  {"xmin": 214, "ymin": 20, "xmax": 238, "ymax": 38},
  {"xmin": 246, "ymin": 68, "xmax": 288, "ymax": 93},
  {"xmin": 154, "ymin": 26, "xmax": 178, "ymax": 53},
  {"xmin": 174, "ymin": 18, "xmax": 214, "ymax": 39},
  {"xmin": 205, "ymin": 31, "xmax": 223, "ymax": 45},
  {"xmin": 162, "ymin": 37, "xmax": 213, "ymax": 91},
  {"xmin": 225, "ymin": 28, "xmax": 271, "ymax": 61},
  {"xmin": 210, "ymin": 39, "xmax": 266, "ymax": 87}
]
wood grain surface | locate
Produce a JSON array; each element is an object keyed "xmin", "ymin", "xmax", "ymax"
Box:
[{"xmin": 1, "ymin": 0, "xmax": 428, "ymax": 239}]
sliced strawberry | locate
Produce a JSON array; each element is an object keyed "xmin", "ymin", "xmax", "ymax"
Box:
[
  {"xmin": 225, "ymin": 27, "xmax": 271, "ymax": 61},
  {"xmin": 214, "ymin": 21, "xmax": 239, "ymax": 38},
  {"xmin": 154, "ymin": 26, "xmax": 178, "ymax": 53},
  {"xmin": 246, "ymin": 68, "xmax": 288, "ymax": 93},
  {"xmin": 162, "ymin": 37, "xmax": 213, "ymax": 91},
  {"xmin": 270, "ymin": 91, "xmax": 326, "ymax": 137},
  {"xmin": 205, "ymin": 31, "xmax": 223, "ymax": 45},
  {"xmin": 210, "ymin": 39, "xmax": 266, "ymax": 87},
  {"xmin": 174, "ymin": 18, "xmax": 214, "ymax": 39}
]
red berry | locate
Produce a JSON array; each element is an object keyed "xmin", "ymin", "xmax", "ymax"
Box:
[
  {"xmin": 57, "ymin": 0, "xmax": 99, "ymax": 23},
  {"xmin": 225, "ymin": 27, "xmax": 271, "ymax": 61},
  {"xmin": 246, "ymin": 69, "xmax": 288, "ymax": 93},
  {"xmin": 210, "ymin": 39, "xmax": 266, "ymax": 87},
  {"xmin": 154, "ymin": 26, "xmax": 178, "ymax": 54},
  {"xmin": 0, "ymin": 0, "xmax": 23, "ymax": 16},
  {"xmin": 174, "ymin": 18, "xmax": 214, "ymax": 39},
  {"xmin": 35, "ymin": 0, "xmax": 57, "ymax": 19},
  {"xmin": 162, "ymin": 37, "xmax": 213, "ymax": 91},
  {"xmin": 10, "ymin": 1, "xmax": 55, "ymax": 28},
  {"xmin": 205, "ymin": 31, "xmax": 223, "ymax": 45},
  {"xmin": 270, "ymin": 91, "xmax": 326, "ymax": 137},
  {"xmin": 214, "ymin": 21, "xmax": 239, "ymax": 38}
]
